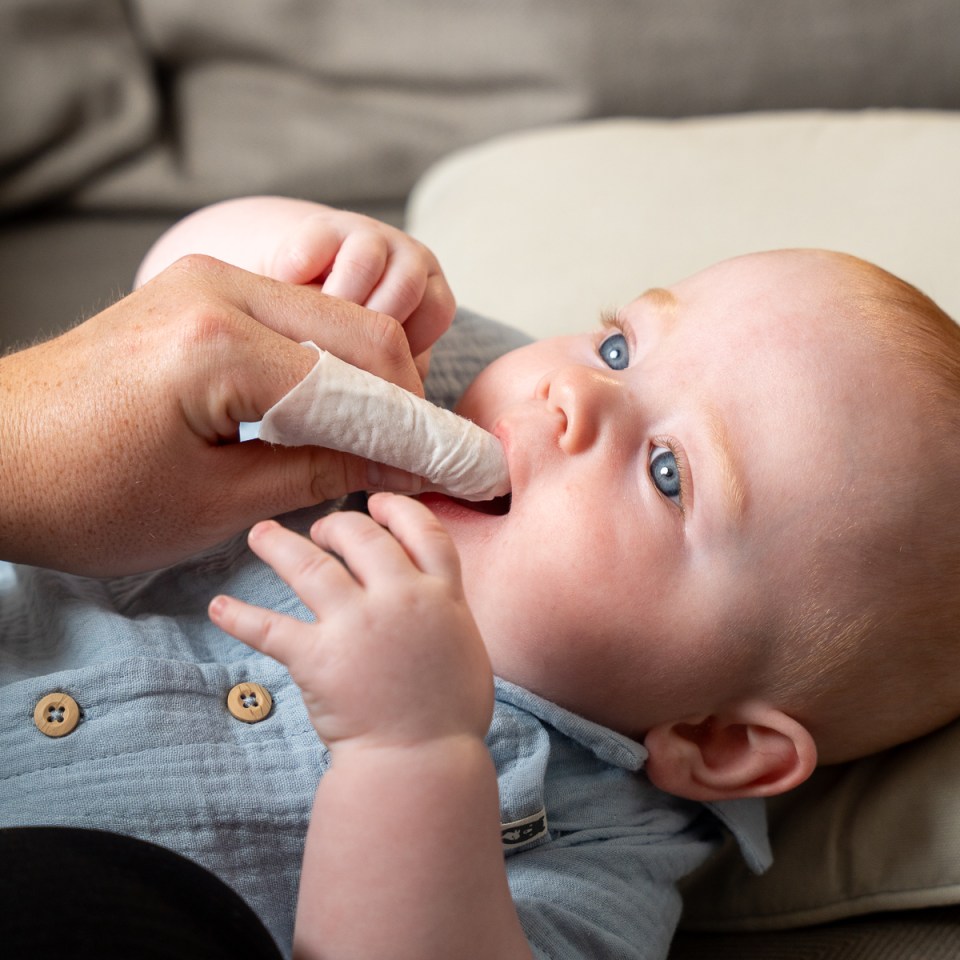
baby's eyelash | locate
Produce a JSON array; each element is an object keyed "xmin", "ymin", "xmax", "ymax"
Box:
[
  {"xmin": 653, "ymin": 436, "xmax": 690, "ymax": 519},
  {"xmin": 597, "ymin": 308, "xmax": 635, "ymax": 358},
  {"xmin": 599, "ymin": 308, "xmax": 627, "ymax": 334}
]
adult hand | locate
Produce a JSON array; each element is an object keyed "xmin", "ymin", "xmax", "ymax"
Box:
[{"xmin": 0, "ymin": 255, "xmax": 435, "ymax": 576}]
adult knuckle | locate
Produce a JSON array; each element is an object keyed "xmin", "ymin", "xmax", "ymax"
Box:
[
  {"xmin": 175, "ymin": 303, "xmax": 240, "ymax": 357},
  {"xmin": 307, "ymin": 449, "xmax": 354, "ymax": 504},
  {"xmin": 367, "ymin": 311, "xmax": 408, "ymax": 361},
  {"xmin": 168, "ymin": 252, "xmax": 224, "ymax": 281},
  {"xmin": 163, "ymin": 282, "xmax": 246, "ymax": 355}
]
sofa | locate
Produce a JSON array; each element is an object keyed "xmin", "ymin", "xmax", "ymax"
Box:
[{"xmin": 3, "ymin": 2, "xmax": 960, "ymax": 956}]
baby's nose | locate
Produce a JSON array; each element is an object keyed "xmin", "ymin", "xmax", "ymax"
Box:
[{"xmin": 538, "ymin": 365, "xmax": 621, "ymax": 454}]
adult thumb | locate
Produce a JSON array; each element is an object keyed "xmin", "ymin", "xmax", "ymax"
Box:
[{"xmin": 209, "ymin": 440, "xmax": 424, "ymax": 526}]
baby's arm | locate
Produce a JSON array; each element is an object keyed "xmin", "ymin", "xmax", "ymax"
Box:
[
  {"xmin": 136, "ymin": 196, "xmax": 454, "ymax": 357},
  {"xmin": 209, "ymin": 493, "xmax": 532, "ymax": 960}
]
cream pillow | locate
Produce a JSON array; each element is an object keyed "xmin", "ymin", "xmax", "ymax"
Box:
[
  {"xmin": 679, "ymin": 719, "xmax": 960, "ymax": 930},
  {"xmin": 406, "ymin": 110, "xmax": 960, "ymax": 929},
  {"xmin": 407, "ymin": 111, "xmax": 960, "ymax": 338}
]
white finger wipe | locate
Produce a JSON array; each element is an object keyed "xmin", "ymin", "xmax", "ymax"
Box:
[{"xmin": 259, "ymin": 343, "xmax": 510, "ymax": 501}]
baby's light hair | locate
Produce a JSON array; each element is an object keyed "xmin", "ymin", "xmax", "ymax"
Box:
[{"xmin": 764, "ymin": 253, "xmax": 960, "ymax": 764}]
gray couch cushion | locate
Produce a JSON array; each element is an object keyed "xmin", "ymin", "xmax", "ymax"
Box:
[{"xmin": 3, "ymin": 0, "xmax": 959, "ymax": 217}]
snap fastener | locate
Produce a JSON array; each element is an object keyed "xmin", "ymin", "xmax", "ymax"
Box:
[
  {"xmin": 34, "ymin": 693, "xmax": 81, "ymax": 738},
  {"xmin": 227, "ymin": 682, "xmax": 273, "ymax": 723}
]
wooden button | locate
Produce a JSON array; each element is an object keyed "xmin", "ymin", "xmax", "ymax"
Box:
[
  {"xmin": 34, "ymin": 693, "xmax": 81, "ymax": 738},
  {"xmin": 227, "ymin": 682, "xmax": 273, "ymax": 723}
]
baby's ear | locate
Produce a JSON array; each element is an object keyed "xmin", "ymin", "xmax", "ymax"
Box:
[{"xmin": 642, "ymin": 702, "xmax": 817, "ymax": 801}]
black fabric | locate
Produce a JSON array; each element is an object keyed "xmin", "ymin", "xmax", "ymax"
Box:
[{"xmin": 0, "ymin": 826, "xmax": 284, "ymax": 958}]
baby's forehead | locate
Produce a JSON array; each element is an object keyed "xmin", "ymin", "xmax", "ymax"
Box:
[{"xmin": 671, "ymin": 249, "xmax": 883, "ymax": 316}]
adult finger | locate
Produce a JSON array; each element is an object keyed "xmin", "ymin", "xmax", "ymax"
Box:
[
  {"xmin": 176, "ymin": 256, "xmax": 426, "ymax": 397},
  {"xmin": 188, "ymin": 441, "xmax": 426, "ymax": 543}
]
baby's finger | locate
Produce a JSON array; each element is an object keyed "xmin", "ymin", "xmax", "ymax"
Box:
[
  {"xmin": 363, "ymin": 246, "xmax": 429, "ymax": 324},
  {"xmin": 309, "ymin": 508, "xmax": 419, "ymax": 584},
  {"xmin": 208, "ymin": 593, "xmax": 305, "ymax": 666},
  {"xmin": 321, "ymin": 229, "xmax": 390, "ymax": 306},
  {"xmin": 366, "ymin": 492, "xmax": 463, "ymax": 583},
  {"xmin": 246, "ymin": 519, "xmax": 356, "ymax": 612},
  {"xmin": 269, "ymin": 217, "xmax": 344, "ymax": 285},
  {"xmin": 392, "ymin": 271, "xmax": 457, "ymax": 359}
]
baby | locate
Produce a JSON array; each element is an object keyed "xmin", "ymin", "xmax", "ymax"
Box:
[{"xmin": 36, "ymin": 198, "xmax": 960, "ymax": 958}]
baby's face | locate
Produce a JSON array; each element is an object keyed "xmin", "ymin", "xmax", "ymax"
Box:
[{"xmin": 424, "ymin": 251, "xmax": 929, "ymax": 737}]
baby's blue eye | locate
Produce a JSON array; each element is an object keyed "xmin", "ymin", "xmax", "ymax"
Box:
[
  {"xmin": 598, "ymin": 331, "xmax": 629, "ymax": 370},
  {"xmin": 650, "ymin": 446, "xmax": 681, "ymax": 503}
]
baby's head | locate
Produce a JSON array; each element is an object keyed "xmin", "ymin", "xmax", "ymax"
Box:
[
  {"xmin": 749, "ymin": 253, "xmax": 960, "ymax": 758},
  {"xmin": 426, "ymin": 249, "xmax": 960, "ymax": 801}
]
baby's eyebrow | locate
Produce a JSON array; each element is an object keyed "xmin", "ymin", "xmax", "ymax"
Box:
[
  {"xmin": 638, "ymin": 286, "xmax": 678, "ymax": 312},
  {"xmin": 628, "ymin": 287, "xmax": 679, "ymax": 332},
  {"xmin": 614, "ymin": 287, "xmax": 678, "ymax": 332},
  {"xmin": 705, "ymin": 406, "xmax": 747, "ymax": 523}
]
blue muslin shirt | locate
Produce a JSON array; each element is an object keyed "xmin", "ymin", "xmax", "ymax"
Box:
[
  {"xmin": 0, "ymin": 521, "xmax": 769, "ymax": 959},
  {"xmin": 0, "ymin": 311, "xmax": 770, "ymax": 958}
]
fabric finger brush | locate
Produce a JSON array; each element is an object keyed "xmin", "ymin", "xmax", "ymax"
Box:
[{"xmin": 259, "ymin": 343, "xmax": 510, "ymax": 501}]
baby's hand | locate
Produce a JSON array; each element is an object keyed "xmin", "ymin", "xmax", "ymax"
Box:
[
  {"xmin": 136, "ymin": 197, "xmax": 454, "ymax": 361},
  {"xmin": 267, "ymin": 204, "xmax": 454, "ymax": 359},
  {"xmin": 208, "ymin": 493, "xmax": 494, "ymax": 749}
]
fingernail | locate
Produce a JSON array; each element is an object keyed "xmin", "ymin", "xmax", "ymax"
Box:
[
  {"xmin": 248, "ymin": 519, "xmax": 277, "ymax": 541},
  {"xmin": 367, "ymin": 462, "xmax": 423, "ymax": 495}
]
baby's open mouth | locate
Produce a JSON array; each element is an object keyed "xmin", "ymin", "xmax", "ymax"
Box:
[{"xmin": 458, "ymin": 492, "xmax": 512, "ymax": 515}]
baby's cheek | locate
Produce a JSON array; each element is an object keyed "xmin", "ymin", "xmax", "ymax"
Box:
[
  {"xmin": 454, "ymin": 367, "xmax": 501, "ymax": 420},
  {"xmin": 456, "ymin": 350, "xmax": 536, "ymax": 420}
]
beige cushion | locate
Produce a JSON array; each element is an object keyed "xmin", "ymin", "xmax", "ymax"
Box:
[
  {"xmin": 406, "ymin": 110, "xmax": 960, "ymax": 929},
  {"xmin": 679, "ymin": 719, "xmax": 960, "ymax": 930},
  {"xmin": 407, "ymin": 111, "xmax": 960, "ymax": 338}
]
